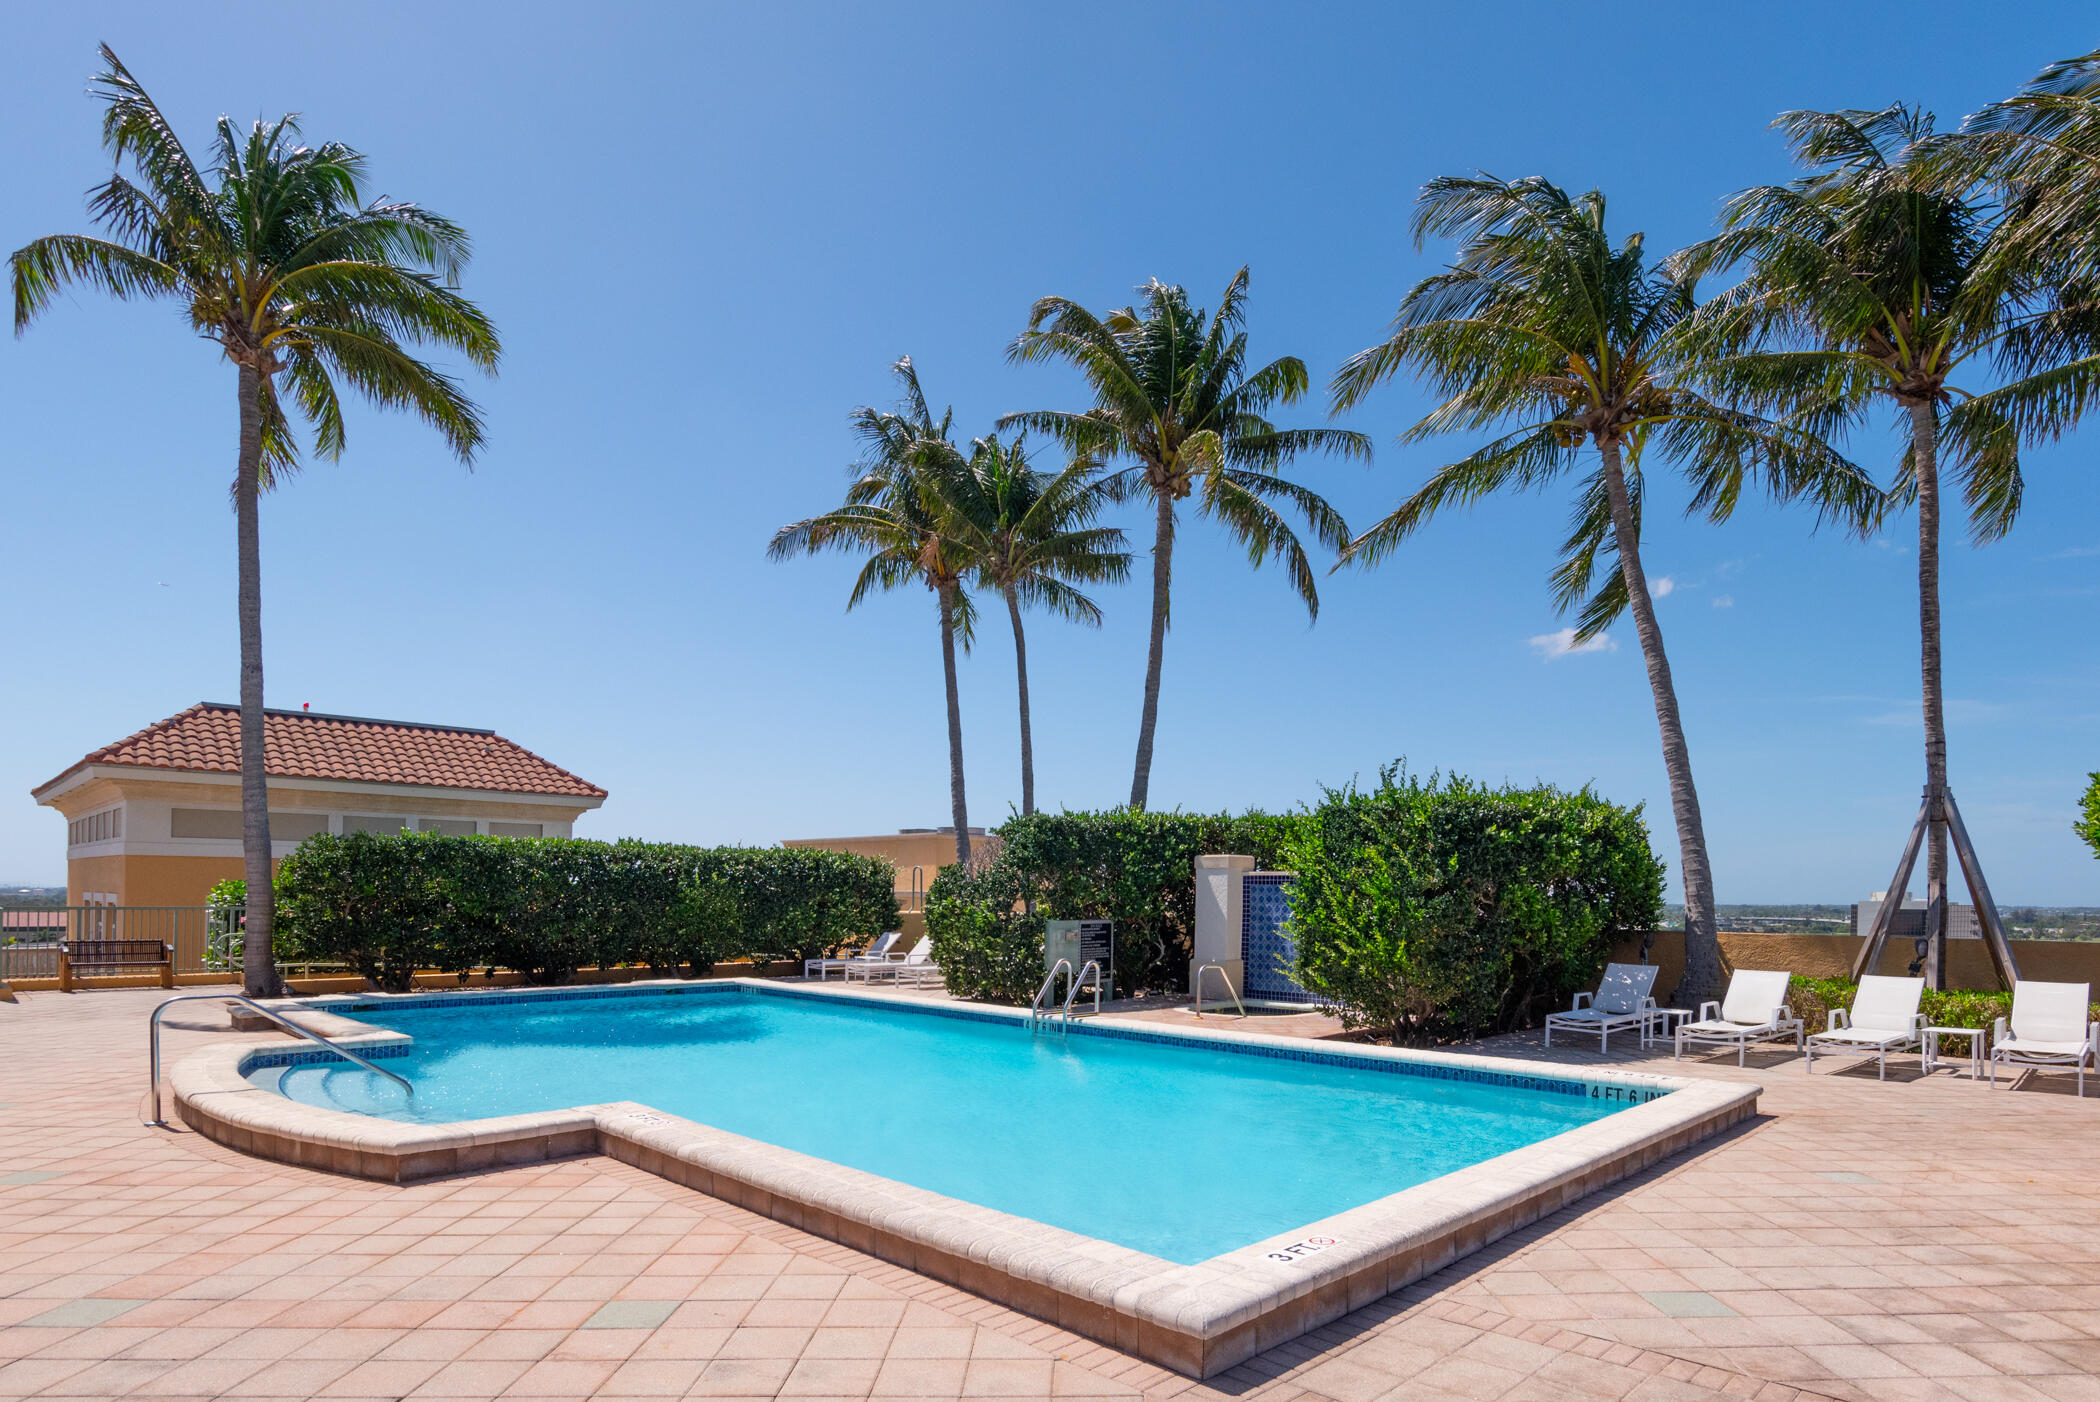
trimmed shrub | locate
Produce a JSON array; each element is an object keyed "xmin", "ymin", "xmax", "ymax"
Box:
[
  {"xmin": 927, "ymin": 809, "xmax": 1292, "ymax": 1002},
  {"xmin": 276, "ymin": 831, "xmax": 469, "ymax": 991},
  {"xmin": 1280, "ymin": 766, "xmax": 1665, "ymax": 1043},
  {"xmin": 275, "ymin": 833, "xmax": 897, "ymax": 989},
  {"xmin": 925, "ymin": 860, "xmax": 1044, "ymax": 1003},
  {"xmin": 719, "ymin": 846, "xmax": 903, "ymax": 970}
]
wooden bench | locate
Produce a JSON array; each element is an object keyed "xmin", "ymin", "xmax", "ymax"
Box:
[{"xmin": 59, "ymin": 938, "xmax": 173, "ymax": 990}]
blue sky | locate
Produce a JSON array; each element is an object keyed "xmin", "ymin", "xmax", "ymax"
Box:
[{"xmin": 3, "ymin": 1, "xmax": 2097, "ymax": 903}]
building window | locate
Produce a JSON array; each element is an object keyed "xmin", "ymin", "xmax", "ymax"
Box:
[
  {"xmin": 171, "ymin": 808, "xmax": 330, "ymax": 841},
  {"xmin": 67, "ymin": 808, "xmax": 122, "ymax": 845},
  {"xmin": 488, "ymin": 821, "xmax": 544, "ymax": 839},
  {"xmin": 170, "ymin": 808, "xmax": 243, "ymax": 840},
  {"xmin": 417, "ymin": 818, "xmax": 477, "ymax": 837},
  {"xmin": 343, "ymin": 815, "xmax": 411, "ymax": 835}
]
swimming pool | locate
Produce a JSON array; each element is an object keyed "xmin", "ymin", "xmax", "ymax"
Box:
[{"xmin": 256, "ymin": 982, "xmax": 1648, "ymax": 1264}]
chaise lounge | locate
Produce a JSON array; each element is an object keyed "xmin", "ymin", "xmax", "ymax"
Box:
[
  {"xmin": 1804, "ymin": 974, "xmax": 1925, "ymax": 1079},
  {"xmin": 1544, "ymin": 963, "xmax": 1659, "ymax": 1053},
  {"xmin": 805, "ymin": 932, "xmax": 900, "ymax": 981},
  {"xmin": 1990, "ymin": 980, "xmax": 2098, "ymax": 1095},
  {"xmin": 1675, "ymin": 969, "xmax": 1803, "ymax": 1066}
]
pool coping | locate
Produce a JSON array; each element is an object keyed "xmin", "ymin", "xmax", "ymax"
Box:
[{"xmin": 171, "ymin": 977, "xmax": 1759, "ymax": 1378}]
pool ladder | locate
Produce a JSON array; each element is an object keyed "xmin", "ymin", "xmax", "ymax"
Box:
[
  {"xmin": 1191, "ymin": 962, "xmax": 1246, "ymax": 1019},
  {"xmin": 1028, "ymin": 958, "xmax": 1102, "ymax": 1034},
  {"xmin": 145, "ymin": 992, "xmax": 413, "ymax": 1128}
]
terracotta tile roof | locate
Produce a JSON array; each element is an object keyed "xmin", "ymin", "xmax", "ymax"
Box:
[{"xmin": 36, "ymin": 703, "xmax": 606, "ymax": 800}]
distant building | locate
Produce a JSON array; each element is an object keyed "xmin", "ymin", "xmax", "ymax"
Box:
[
  {"xmin": 31, "ymin": 703, "xmax": 606, "ymax": 907},
  {"xmin": 1850, "ymin": 890, "xmax": 1979, "ymax": 941},
  {"xmin": 782, "ymin": 827, "xmax": 991, "ymax": 937}
]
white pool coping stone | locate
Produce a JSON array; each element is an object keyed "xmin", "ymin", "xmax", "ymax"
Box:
[{"xmin": 172, "ymin": 977, "xmax": 1758, "ymax": 1377}]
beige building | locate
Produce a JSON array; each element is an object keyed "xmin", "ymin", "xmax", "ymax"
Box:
[
  {"xmin": 782, "ymin": 827, "xmax": 989, "ymax": 937},
  {"xmin": 32, "ymin": 703, "xmax": 607, "ymax": 907}
]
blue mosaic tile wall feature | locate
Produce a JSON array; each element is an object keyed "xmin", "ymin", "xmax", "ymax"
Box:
[{"xmin": 1242, "ymin": 873, "xmax": 1313, "ymax": 1003}]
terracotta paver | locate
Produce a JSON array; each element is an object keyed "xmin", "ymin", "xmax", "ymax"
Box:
[{"xmin": 10, "ymin": 986, "xmax": 2098, "ymax": 1399}]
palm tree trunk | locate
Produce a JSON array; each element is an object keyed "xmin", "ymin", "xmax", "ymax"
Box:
[
  {"xmin": 1006, "ymin": 586, "xmax": 1035, "ymax": 817},
  {"xmin": 1912, "ymin": 399, "xmax": 1950, "ymax": 989},
  {"xmin": 1599, "ymin": 443, "xmax": 1721, "ymax": 1006},
  {"xmin": 938, "ymin": 583, "xmax": 971, "ymax": 866},
  {"xmin": 235, "ymin": 363, "xmax": 282, "ymax": 999},
  {"xmin": 1129, "ymin": 488, "xmax": 1176, "ymax": 811}
]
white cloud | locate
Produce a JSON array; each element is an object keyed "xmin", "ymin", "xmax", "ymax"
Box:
[
  {"xmin": 1529, "ymin": 628, "xmax": 1617, "ymax": 660},
  {"xmin": 1712, "ymin": 594, "xmax": 1734, "ymax": 609},
  {"xmin": 1649, "ymin": 575, "xmax": 1676, "ymax": 598},
  {"xmin": 2042, "ymin": 544, "xmax": 2100, "ymax": 560}
]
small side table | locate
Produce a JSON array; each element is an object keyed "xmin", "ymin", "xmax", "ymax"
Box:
[
  {"xmin": 1644, "ymin": 1007, "xmax": 1693, "ymax": 1049},
  {"xmin": 1923, "ymin": 1025, "xmax": 1985, "ymax": 1079}
]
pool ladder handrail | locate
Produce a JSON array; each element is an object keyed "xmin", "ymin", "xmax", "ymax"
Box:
[
  {"xmin": 146, "ymin": 992, "xmax": 412, "ymax": 1128},
  {"xmin": 1058, "ymin": 960, "xmax": 1103, "ymax": 1031},
  {"xmin": 1191, "ymin": 962, "xmax": 1246, "ymax": 1019},
  {"xmin": 1029, "ymin": 959, "xmax": 1073, "ymax": 1031}
]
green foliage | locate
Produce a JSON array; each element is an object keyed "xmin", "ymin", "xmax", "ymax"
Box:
[
  {"xmin": 2076, "ymin": 772, "xmax": 2100, "ymax": 862},
  {"xmin": 1279, "ymin": 766, "xmax": 1665, "ymax": 1043},
  {"xmin": 925, "ymin": 809, "xmax": 1293, "ymax": 1001},
  {"xmin": 203, "ymin": 878, "xmax": 247, "ymax": 971},
  {"xmin": 924, "ymin": 861, "xmax": 1046, "ymax": 1004},
  {"xmin": 275, "ymin": 833, "xmax": 896, "ymax": 991}
]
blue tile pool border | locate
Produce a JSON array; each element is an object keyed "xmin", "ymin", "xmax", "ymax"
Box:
[{"xmin": 292, "ymin": 978, "xmax": 1666, "ymax": 1106}]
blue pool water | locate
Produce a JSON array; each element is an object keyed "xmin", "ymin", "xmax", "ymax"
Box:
[{"xmin": 260, "ymin": 987, "xmax": 1639, "ymax": 1263}]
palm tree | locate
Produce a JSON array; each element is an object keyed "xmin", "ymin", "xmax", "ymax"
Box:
[
  {"xmin": 1676, "ymin": 106, "xmax": 2100, "ymax": 985},
  {"xmin": 12, "ymin": 48, "xmax": 499, "ymax": 998},
  {"xmin": 770, "ymin": 357, "xmax": 980, "ymax": 865},
  {"xmin": 1330, "ymin": 175, "xmax": 1877, "ymax": 1006},
  {"xmin": 1953, "ymin": 48, "xmax": 2100, "ymax": 286},
  {"xmin": 932, "ymin": 434, "xmax": 1130, "ymax": 815},
  {"xmin": 1002, "ymin": 268, "xmax": 1370, "ymax": 810}
]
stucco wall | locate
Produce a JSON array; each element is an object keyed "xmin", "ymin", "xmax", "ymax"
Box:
[{"xmin": 1612, "ymin": 928, "xmax": 2100, "ymax": 1002}]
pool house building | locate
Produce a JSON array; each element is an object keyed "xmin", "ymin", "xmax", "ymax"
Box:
[{"xmin": 32, "ymin": 702, "xmax": 607, "ymax": 908}]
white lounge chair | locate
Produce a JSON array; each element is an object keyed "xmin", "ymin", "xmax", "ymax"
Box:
[
  {"xmin": 805, "ymin": 932, "xmax": 899, "ymax": 981},
  {"xmin": 889, "ymin": 937, "xmax": 943, "ymax": 990},
  {"xmin": 849, "ymin": 935, "xmax": 939, "ymax": 986},
  {"xmin": 1804, "ymin": 975, "xmax": 1925, "ymax": 1079},
  {"xmin": 1675, "ymin": 969, "xmax": 1803, "ymax": 1066},
  {"xmin": 1990, "ymin": 980, "xmax": 2098, "ymax": 1095},
  {"xmin": 1544, "ymin": 963, "xmax": 1659, "ymax": 1052}
]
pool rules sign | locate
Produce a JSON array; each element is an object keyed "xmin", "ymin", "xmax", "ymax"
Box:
[{"xmin": 1044, "ymin": 919, "xmax": 1113, "ymax": 1004}]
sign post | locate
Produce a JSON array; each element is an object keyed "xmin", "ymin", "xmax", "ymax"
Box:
[{"xmin": 1045, "ymin": 919, "xmax": 1114, "ymax": 1005}]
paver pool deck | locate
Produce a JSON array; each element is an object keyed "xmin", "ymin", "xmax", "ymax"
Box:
[{"xmin": 4, "ymin": 987, "xmax": 2100, "ymax": 1401}]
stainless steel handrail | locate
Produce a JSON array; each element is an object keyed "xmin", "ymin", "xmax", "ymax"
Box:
[
  {"xmin": 1030, "ymin": 959, "xmax": 1073, "ymax": 1030},
  {"xmin": 146, "ymin": 992, "xmax": 412, "ymax": 1128},
  {"xmin": 1192, "ymin": 962, "xmax": 1246, "ymax": 1019},
  {"xmin": 1059, "ymin": 960, "xmax": 1102, "ymax": 1032}
]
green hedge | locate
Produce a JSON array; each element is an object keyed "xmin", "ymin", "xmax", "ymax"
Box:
[
  {"xmin": 275, "ymin": 832, "xmax": 897, "ymax": 991},
  {"xmin": 1279, "ymin": 766, "xmax": 1665, "ymax": 1043},
  {"xmin": 926, "ymin": 809, "xmax": 1292, "ymax": 1002}
]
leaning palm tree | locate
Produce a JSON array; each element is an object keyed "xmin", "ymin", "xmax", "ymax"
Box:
[
  {"xmin": 12, "ymin": 48, "xmax": 499, "ymax": 998},
  {"xmin": 1330, "ymin": 175, "xmax": 1878, "ymax": 1006},
  {"xmin": 932, "ymin": 434, "xmax": 1129, "ymax": 815},
  {"xmin": 1676, "ymin": 106, "xmax": 2100, "ymax": 986},
  {"xmin": 1002, "ymin": 269, "xmax": 1369, "ymax": 809},
  {"xmin": 771, "ymin": 357, "xmax": 981, "ymax": 865}
]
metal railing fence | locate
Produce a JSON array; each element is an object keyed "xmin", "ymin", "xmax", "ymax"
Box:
[{"xmin": 0, "ymin": 906, "xmax": 232, "ymax": 979}]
